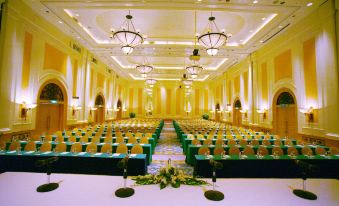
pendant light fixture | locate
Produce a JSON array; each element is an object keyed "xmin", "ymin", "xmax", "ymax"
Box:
[
  {"xmin": 136, "ymin": 57, "xmax": 153, "ymax": 78},
  {"xmin": 198, "ymin": 12, "xmax": 230, "ymax": 56},
  {"xmin": 110, "ymin": 11, "xmax": 145, "ymax": 55},
  {"xmin": 186, "ymin": 11, "xmax": 203, "ymax": 79}
]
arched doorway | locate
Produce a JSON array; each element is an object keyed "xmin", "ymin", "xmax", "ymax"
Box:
[
  {"xmin": 36, "ymin": 81, "xmax": 67, "ymax": 135},
  {"xmin": 215, "ymin": 103, "xmax": 220, "ymax": 122},
  {"xmin": 273, "ymin": 89, "xmax": 297, "ymax": 138},
  {"xmin": 94, "ymin": 94, "xmax": 105, "ymax": 123},
  {"xmin": 233, "ymin": 99, "xmax": 242, "ymax": 126},
  {"xmin": 116, "ymin": 99, "xmax": 122, "ymax": 120}
]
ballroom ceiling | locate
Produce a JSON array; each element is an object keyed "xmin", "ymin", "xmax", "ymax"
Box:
[{"xmin": 24, "ymin": 0, "xmax": 324, "ymax": 81}]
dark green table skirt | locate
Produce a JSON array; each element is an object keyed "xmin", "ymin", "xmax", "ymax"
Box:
[
  {"xmin": 0, "ymin": 151, "xmax": 147, "ymax": 176},
  {"xmin": 194, "ymin": 154, "xmax": 339, "ymax": 178}
]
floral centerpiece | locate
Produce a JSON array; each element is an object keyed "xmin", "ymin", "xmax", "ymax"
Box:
[{"xmin": 132, "ymin": 159, "xmax": 209, "ymax": 189}]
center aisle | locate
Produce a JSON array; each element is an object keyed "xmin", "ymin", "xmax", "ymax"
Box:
[{"xmin": 148, "ymin": 120, "xmax": 193, "ymax": 175}]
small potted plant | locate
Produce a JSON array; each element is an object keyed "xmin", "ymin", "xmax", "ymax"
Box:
[
  {"xmin": 202, "ymin": 114, "xmax": 209, "ymax": 120},
  {"xmin": 129, "ymin": 112, "xmax": 136, "ymax": 118}
]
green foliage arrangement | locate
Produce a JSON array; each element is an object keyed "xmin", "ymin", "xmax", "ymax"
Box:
[
  {"xmin": 129, "ymin": 112, "xmax": 136, "ymax": 118},
  {"xmin": 132, "ymin": 159, "xmax": 209, "ymax": 189},
  {"xmin": 202, "ymin": 114, "xmax": 209, "ymax": 120}
]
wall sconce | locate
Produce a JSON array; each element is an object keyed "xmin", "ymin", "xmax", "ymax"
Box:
[
  {"xmin": 224, "ymin": 109, "xmax": 231, "ymax": 118},
  {"xmin": 72, "ymin": 105, "xmax": 82, "ymax": 116},
  {"xmin": 239, "ymin": 109, "xmax": 247, "ymax": 114},
  {"xmin": 300, "ymin": 107, "xmax": 314, "ymax": 122},
  {"xmin": 257, "ymin": 109, "xmax": 267, "ymax": 120},
  {"xmin": 107, "ymin": 108, "xmax": 114, "ymax": 115},
  {"xmin": 240, "ymin": 109, "xmax": 248, "ymax": 118},
  {"xmin": 224, "ymin": 105, "xmax": 231, "ymax": 116},
  {"xmin": 21, "ymin": 102, "xmax": 37, "ymax": 120}
]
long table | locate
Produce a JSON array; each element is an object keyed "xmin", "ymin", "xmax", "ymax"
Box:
[
  {"xmin": 180, "ymin": 133, "xmax": 277, "ymax": 143},
  {"xmin": 194, "ymin": 154, "xmax": 339, "ymax": 178},
  {"xmin": 182, "ymin": 138, "xmax": 297, "ymax": 154},
  {"xmin": 0, "ymin": 151, "xmax": 147, "ymax": 176},
  {"xmin": 6, "ymin": 141, "xmax": 152, "ymax": 165},
  {"xmin": 50, "ymin": 136, "xmax": 156, "ymax": 153},
  {"xmin": 186, "ymin": 144, "xmax": 329, "ymax": 165}
]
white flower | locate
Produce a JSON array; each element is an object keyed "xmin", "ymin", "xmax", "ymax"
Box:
[{"xmin": 171, "ymin": 179, "xmax": 176, "ymax": 184}]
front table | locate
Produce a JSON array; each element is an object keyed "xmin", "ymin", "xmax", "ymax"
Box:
[
  {"xmin": 194, "ymin": 154, "xmax": 339, "ymax": 178},
  {"xmin": 0, "ymin": 150, "xmax": 147, "ymax": 176}
]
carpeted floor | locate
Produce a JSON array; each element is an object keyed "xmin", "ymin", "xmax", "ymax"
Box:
[{"xmin": 147, "ymin": 121, "xmax": 193, "ymax": 175}]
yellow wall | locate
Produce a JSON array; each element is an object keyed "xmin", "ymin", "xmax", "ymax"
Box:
[
  {"xmin": 274, "ymin": 49, "xmax": 292, "ymax": 82},
  {"xmin": 129, "ymin": 88, "xmax": 134, "ymax": 113},
  {"xmin": 176, "ymin": 88, "xmax": 182, "ymax": 115},
  {"xmin": 303, "ymin": 37, "xmax": 318, "ymax": 105},
  {"xmin": 166, "ymin": 88, "xmax": 171, "ymax": 114},
  {"xmin": 195, "ymin": 89, "xmax": 200, "ymax": 115},
  {"xmin": 261, "ymin": 62, "xmax": 268, "ymax": 102},
  {"xmin": 118, "ymin": 85, "xmax": 122, "ymax": 100},
  {"xmin": 243, "ymin": 71, "xmax": 248, "ymax": 104},
  {"xmin": 21, "ymin": 32, "xmax": 32, "ymax": 89},
  {"xmin": 234, "ymin": 75, "xmax": 240, "ymax": 94},
  {"xmin": 72, "ymin": 59, "xmax": 78, "ymax": 97},
  {"xmin": 43, "ymin": 43, "xmax": 67, "ymax": 75},
  {"xmin": 204, "ymin": 89, "xmax": 209, "ymax": 112},
  {"xmin": 156, "ymin": 88, "xmax": 161, "ymax": 114},
  {"xmin": 215, "ymin": 86, "xmax": 219, "ymax": 102},
  {"xmin": 90, "ymin": 68, "xmax": 94, "ymax": 99},
  {"xmin": 106, "ymin": 79, "xmax": 110, "ymax": 101},
  {"xmin": 97, "ymin": 72, "xmax": 105, "ymax": 89},
  {"xmin": 227, "ymin": 80, "xmax": 231, "ymax": 104},
  {"xmin": 138, "ymin": 88, "xmax": 143, "ymax": 114}
]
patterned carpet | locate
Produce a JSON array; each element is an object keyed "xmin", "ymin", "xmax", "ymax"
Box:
[{"xmin": 147, "ymin": 121, "xmax": 193, "ymax": 175}]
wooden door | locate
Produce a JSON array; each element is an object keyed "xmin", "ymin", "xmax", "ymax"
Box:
[
  {"xmin": 36, "ymin": 104, "xmax": 62, "ymax": 134},
  {"xmin": 117, "ymin": 110, "xmax": 122, "ymax": 120},
  {"xmin": 215, "ymin": 112, "xmax": 220, "ymax": 122},
  {"xmin": 95, "ymin": 107, "xmax": 104, "ymax": 123},
  {"xmin": 233, "ymin": 109, "xmax": 242, "ymax": 126},
  {"xmin": 275, "ymin": 105, "xmax": 297, "ymax": 138}
]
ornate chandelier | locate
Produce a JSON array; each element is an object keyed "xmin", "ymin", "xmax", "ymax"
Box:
[
  {"xmin": 186, "ymin": 61, "xmax": 203, "ymax": 79},
  {"xmin": 136, "ymin": 57, "xmax": 153, "ymax": 78},
  {"xmin": 110, "ymin": 12, "xmax": 145, "ymax": 55},
  {"xmin": 198, "ymin": 15, "xmax": 230, "ymax": 56},
  {"xmin": 186, "ymin": 12, "xmax": 203, "ymax": 79},
  {"xmin": 182, "ymin": 75, "xmax": 193, "ymax": 87},
  {"xmin": 182, "ymin": 79, "xmax": 192, "ymax": 86},
  {"xmin": 146, "ymin": 78, "xmax": 157, "ymax": 87},
  {"xmin": 136, "ymin": 65, "xmax": 153, "ymax": 78}
]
